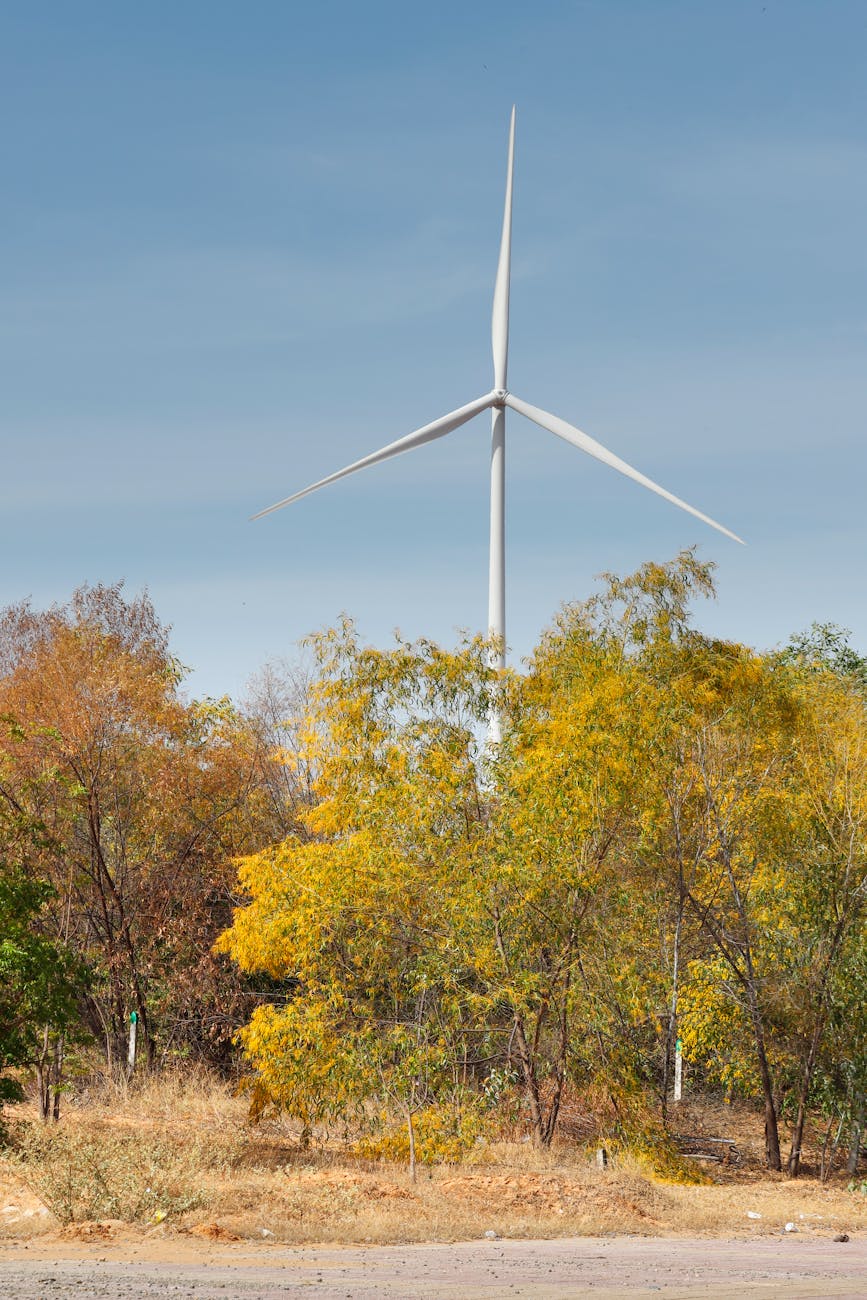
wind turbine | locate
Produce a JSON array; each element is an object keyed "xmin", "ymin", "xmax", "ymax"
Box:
[{"xmin": 254, "ymin": 108, "xmax": 743, "ymax": 735}]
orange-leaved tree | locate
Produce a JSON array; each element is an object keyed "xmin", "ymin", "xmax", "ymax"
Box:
[{"xmin": 0, "ymin": 583, "xmax": 280, "ymax": 1076}]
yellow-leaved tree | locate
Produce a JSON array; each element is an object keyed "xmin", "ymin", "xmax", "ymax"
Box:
[
  {"xmin": 218, "ymin": 625, "xmax": 500, "ymax": 1166},
  {"xmin": 220, "ymin": 554, "xmax": 867, "ymax": 1174},
  {"xmin": 219, "ymin": 556, "xmax": 717, "ymax": 1155}
]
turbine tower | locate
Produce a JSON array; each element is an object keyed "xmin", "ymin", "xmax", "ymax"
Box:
[{"xmin": 254, "ymin": 109, "xmax": 743, "ymax": 735}]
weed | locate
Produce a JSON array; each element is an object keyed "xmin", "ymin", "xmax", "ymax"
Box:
[{"xmin": 9, "ymin": 1125, "xmax": 213, "ymax": 1225}]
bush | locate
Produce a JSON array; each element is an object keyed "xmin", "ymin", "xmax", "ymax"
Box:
[
  {"xmin": 9, "ymin": 1125, "xmax": 218, "ymax": 1225},
  {"xmin": 354, "ymin": 1105, "xmax": 485, "ymax": 1166}
]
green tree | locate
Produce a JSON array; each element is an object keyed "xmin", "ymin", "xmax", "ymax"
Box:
[
  {"xmin": 781, "ymin": 622, "xmax": 867, "ymax": 693},
  {"xmin": 0, "ymin": 807, "xmax": 83, "ymax": 1126}
]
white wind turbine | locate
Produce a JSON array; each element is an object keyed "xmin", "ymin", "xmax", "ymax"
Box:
[{"xmin": 254, "ymin": 108, "xmax": 743, "ymax": 735}]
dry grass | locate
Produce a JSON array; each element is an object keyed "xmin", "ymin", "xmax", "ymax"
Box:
[
  {"xmin": 1, "ymin": 1068, "xmax": 866, "ymax": 1246},
  {"xmin": 52, "ymin": 1063, "xmax": 249, "ymax": 1132}
]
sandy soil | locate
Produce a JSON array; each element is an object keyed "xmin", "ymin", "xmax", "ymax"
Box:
[{"xmin": 0, "ymin": 1233, "xmax": 864, "ymax": 1297}]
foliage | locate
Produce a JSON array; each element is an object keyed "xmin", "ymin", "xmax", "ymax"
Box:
[
  {"xmin": 0, "ymin": 801, "xmax": 83, "ymax": 1131},
  {"xmin": 781, "ymin": 621, "xmax": 867, "ymax": 692},
  {"xmin": 219, "ymin": 627, "xmax": 499, "ymax": 1148},
  {"xmin": 221, "ymin": 557, "xmax": 710, "ymax": 1148},
  {"xmin": 1, "ymin": 563, "xmax": 865, "ymax": 1178},
  {"xmin": 353, "ymin": 1103, "xmax": 485, "ymax": 1165},
  {"xmin": 221, "ymin": 553, "xmax": 867, "ymax": 1175},
  {"xmin": 0, "ymin": 584, "xmax": 291, "ymax": 1069}
]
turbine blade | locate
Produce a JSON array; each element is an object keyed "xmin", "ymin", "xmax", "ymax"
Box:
[
  {"xmin": 491, "ymin": 106, "xmax": 516, "ymax": 391},
  {"xmin": 505, "ymin": 393, "xmax": 745, "ymax": 545},
  {"xmin": 252, "ymin": 392, "xmax": 496, "ymax": 520}
]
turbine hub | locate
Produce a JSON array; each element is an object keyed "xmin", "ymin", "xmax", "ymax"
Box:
[{"xmin": 492, "ymin": 389, "xmax": 508, "ymax": 408}]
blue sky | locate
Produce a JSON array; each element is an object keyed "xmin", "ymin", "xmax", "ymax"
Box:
[{"xmin": 3, "ymin": 2, "xmax": 867, "ymax": 699}]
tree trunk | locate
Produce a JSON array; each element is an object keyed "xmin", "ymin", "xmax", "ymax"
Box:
[
  {"xmin": 36, "ymin": 1026, "xmax": 64, "ymax": 1122},
  {"xmin": 847, "ymin": 1094, "xmax": 865, "ymax": 1176},
  {"xmin": 541, "ymin": 973, "xmax": 572, "ymax": 1147},
  {"xmin": 787, "ymin": 1011, "xmax": 827, "ymax": 1176},
  {"xmin": 36, "ymin": 1026, "xmax": 50, "ymax": 1123},
  {"xmin": 820, "ymin": 1115, "xmax": 845, "ymax": 1183},
  {"xmin": 715, "ymin": 844, "xmax": 782, "ymax": 1172},
  {"xmin": 512, "ymin": 1014, "xmax": 545, "ymax": 1144},
  {"xmin": 787, "ymin": 914, "xmax": 849, "ymax": 1177},
  {"xmin": 51, "ymin": 1034, "xmax": 64, "ymax": 1121},
  {"xmin": 662, "ymin": 884, "xmax": 685, "ymax": 1121},
  {"xmin": 405, "ymin": 1106, "xmax": 417, "ymax": 1183},
  {"xmin": 757, "ymin": 1055, "xmax": 782, "ymax": 1169},
  {"xmin": 89, "ymin": 797, "xmax": 155, "ymax": 1068},
  {"xmin": 743, "ymin": 980, "xmax": 781, "ymax": 1171}
]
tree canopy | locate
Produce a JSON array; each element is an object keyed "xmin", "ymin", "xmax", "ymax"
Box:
[
  {"xmin": 0, "ymin": 563, "xmax": 864, "ymax": 1177},
  {"xmin": 220, "ymin": 554, "xmax": 867, "ymax": 1172}
]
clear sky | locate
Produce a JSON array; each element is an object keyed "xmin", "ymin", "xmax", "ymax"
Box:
[{"xmin": 3, "ymin": 2, "xmax": 867, "ymax": 699}]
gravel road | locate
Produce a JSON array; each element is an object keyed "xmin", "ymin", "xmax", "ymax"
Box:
[{"xmin": 1, "ymin": 1234, "xmax": 865, "ymax": 1298}]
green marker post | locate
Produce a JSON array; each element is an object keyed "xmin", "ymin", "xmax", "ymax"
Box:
[{"xmin": 128, "ymin": 1010, "xmax": 138, "ymax": 1074}]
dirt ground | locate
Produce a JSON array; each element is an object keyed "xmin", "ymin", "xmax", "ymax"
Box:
[
  {"xmin": 2, "ymin": 1078, "xmax": 866, "ymax": 1295},
  {"xmin": 0, "ymin": 1233, "xmax": 865, "ymax": 1297}
]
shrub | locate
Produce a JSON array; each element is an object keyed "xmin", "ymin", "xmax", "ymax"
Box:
[{"xmin": 9, "ymin": 1125, "xmax": 217, "ymax": 1225}]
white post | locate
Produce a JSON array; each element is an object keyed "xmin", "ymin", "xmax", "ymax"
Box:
[
  {"xmin": 673, "ymin": 1037, "xmax": 683, "ymax": 1102},
  {"xmin": 128, "ymin": 1010, "xmax": 138, "ymax": 1075},
  {"xmin": 488, "ymin": 404, "xmax": 506, "ymax": 742}
]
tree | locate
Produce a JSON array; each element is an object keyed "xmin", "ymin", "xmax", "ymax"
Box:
[
  {"xmin": 220, "ymin": 557, "xmax": 717, "ymax": 1150},
  {"xmin": 531, "ymin": 552, "xmax": 719, "ymax": 1121},
  {"xmin": 641, "ymin": 641, "xmax": 796, "ymax": 1170},
  {"xmin": 221, "ymin": 554, "xmax": 867, "ymax": 1173},
  {"xmin": 219, "ymin": 625, "xmax": 499, "ymax": 1152},
  {"xmin": 779, "ymin": 665, "xmax": 867, "ymax": 1175},
  {"xmin": 241, "ymin": 656, "xmax": 318, "ymax": 844},
  {"xmin": 0, "ymin": 797, "xmax": 82, "ymax": 1125},
  {"xmin": 0, "ymin": 584, "xmax": 282, "ymax": 1068},
  {"xmin": 669, "ymin": 652, "xmax": 867, "ymax": 1175},
  {"xmin": 782, "ymin": 622, "xmax": 867, "ymax": 693}
]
